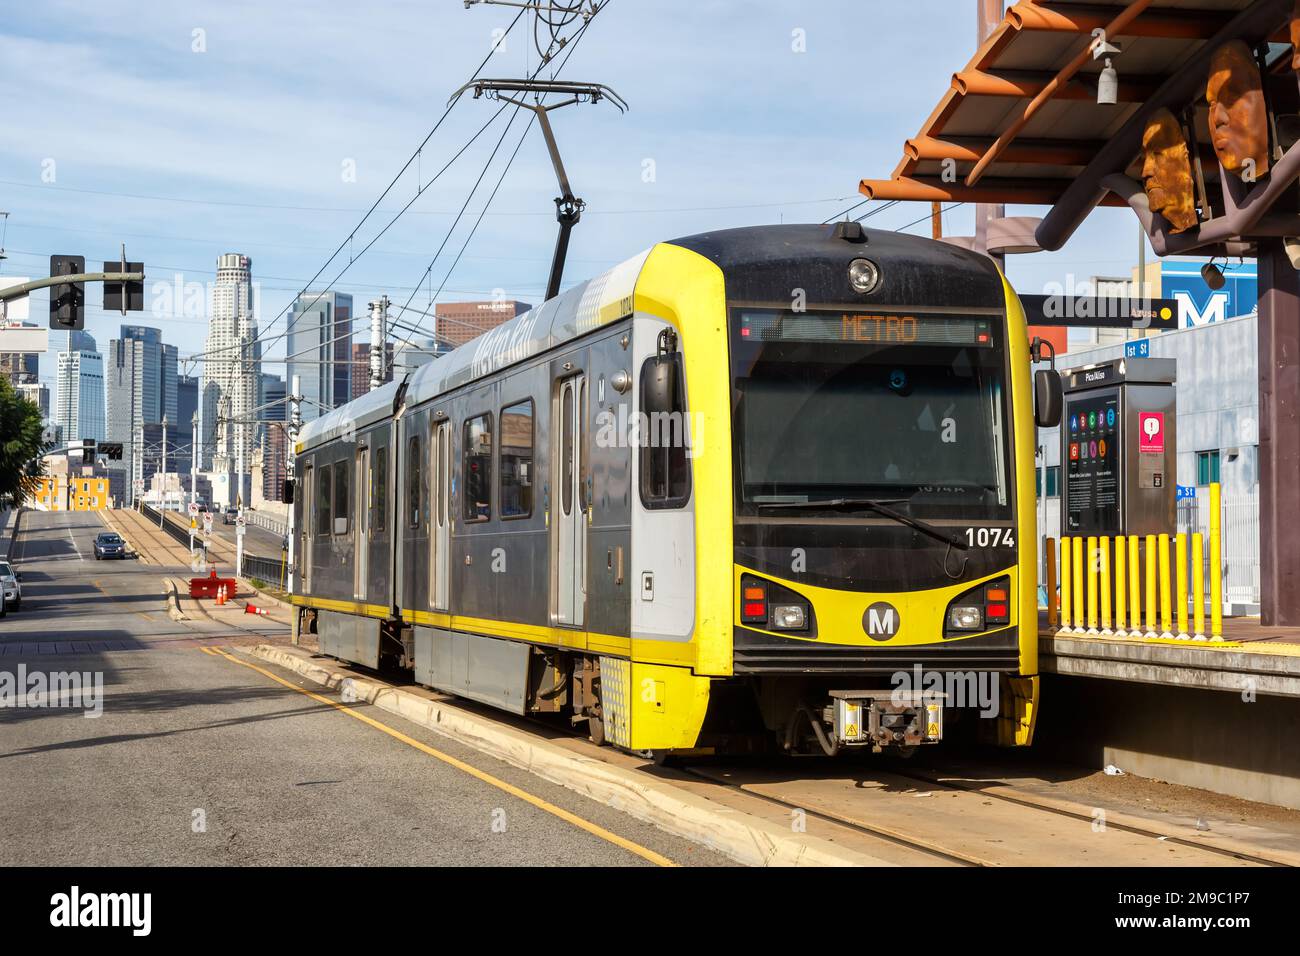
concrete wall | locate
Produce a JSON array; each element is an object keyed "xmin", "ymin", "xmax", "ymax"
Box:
[{"xmin": 1035, "ymin": 673, "xmax": 1300, "ymax": 811}]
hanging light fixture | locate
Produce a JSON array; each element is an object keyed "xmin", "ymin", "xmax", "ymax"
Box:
[
  {"xmin": 1097, "ymin": 58, "xmax": 1119, "ymax": 105},
  {"xmin": 1201, "ymin": 260, "xmax": 1227, "ymax": 291}
]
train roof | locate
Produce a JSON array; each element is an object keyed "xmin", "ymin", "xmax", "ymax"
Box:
[
  {"xmin": 297, "ymin": 225, "xmax": 1004, "ymax": 452},
  {"xmin": 298, "ymin": 377, "xmax": 405, "ymax": 451}
]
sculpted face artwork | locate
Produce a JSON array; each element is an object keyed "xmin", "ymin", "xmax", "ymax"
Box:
[
  {"xmin": 1207, "ymin": 41, "xmax": 1270, "ymax": 181},
  {"xmin": 1141, "ymin": 110, "xmax": 1198, "ymax": 233}
]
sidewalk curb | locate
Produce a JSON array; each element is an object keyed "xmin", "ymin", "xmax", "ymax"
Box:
[
  {"xmin": 245, "ymin": 643, "xmax": 894, "ymax": 868},
  {"xmin": 161, "ymin": 578, "xmax": 189, "ymax": 622}
]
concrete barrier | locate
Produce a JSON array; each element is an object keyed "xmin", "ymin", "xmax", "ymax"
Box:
[{"xmin": 245, "ymin": 643, "xmax": 894, "ymax": 868}]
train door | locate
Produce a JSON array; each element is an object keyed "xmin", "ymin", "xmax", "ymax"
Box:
[
  {"xmin": 354, "ymin": 446, "xmax": 369, "ymax": 601},
  {"xmin": 301, "ymin": 463, "xmax": 313, "ymax": 593},
  {"xmin": 553, "ymin": 374, "xmax": 587, "ymax": 626},
  {"xmin": 431, "ymin": 419, "xmax": 451, "ymax": 611}
]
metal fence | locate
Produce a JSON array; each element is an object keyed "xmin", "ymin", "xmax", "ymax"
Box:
[
  {"xmin": 241, "ymin": 553, "xmax": 286, "ymax": 589},
  {"xmin": 245, "ymin": 510, "xmax": 287, "ymax": 538},
  {"xmin": 1178, "ymin": 494, "xmax": 1260, "ymax": 608}
]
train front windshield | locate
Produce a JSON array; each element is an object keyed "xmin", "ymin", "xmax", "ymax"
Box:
[{"xmin": 730, "ymin": 309, "xmax": 1013, "ymax": 521}]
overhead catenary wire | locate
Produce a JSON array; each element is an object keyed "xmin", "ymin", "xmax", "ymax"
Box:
[{"xmin": 384, "ymin": 0, "xmax": 608, "ymax": 369}]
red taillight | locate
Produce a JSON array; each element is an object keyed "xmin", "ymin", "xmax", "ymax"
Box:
[
  {"xmin": 987, "ymin": 602, "xmax": 1008, "ymax": 619},
  {"xmin": 741, "ymin": 580, "xmax": 768, "ymax": 624}
]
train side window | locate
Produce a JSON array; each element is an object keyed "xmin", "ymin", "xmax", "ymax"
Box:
[
  {"xmin": 463, "ymin": 413, "xmax": 493, "ymax": 522},
  {"xmin": 316, "ymin": 463, "xmax": 332, "ymax": 538},
  {"xmin": 500, "ymin": 400, "xmax": 533, "ymax": 519},
  {"xmin": 373, "ymin": 446, "xmax": 387, "ymax": 533},
  {"xmin": 639, "ymin": 353, "xmax": 691, "ymax": 509},
  {"xmin": 333, "ymin": 460, "xmax": 349, "ymax": 535},
  {"xmin": 408, "ymin": 436, "xmax": 421, "ymax": 528}
]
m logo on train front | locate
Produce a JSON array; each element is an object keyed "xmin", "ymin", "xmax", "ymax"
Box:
[{"xmin": 863, "ymin": 602, "xmax": 900, "ymax": 641}]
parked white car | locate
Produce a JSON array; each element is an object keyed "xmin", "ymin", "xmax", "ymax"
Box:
[{"xmin": 0, "ymin": 561, "xmax": 21, "ymax": 611}]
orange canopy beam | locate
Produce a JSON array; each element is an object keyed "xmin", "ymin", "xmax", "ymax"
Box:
[
  {"xmin": 966, "ymin": 0, "xmax": 1156, "ymax": 188},
  {"xmin": 906, "ymin": 134, "xmax": 1104, "ymax": 167},
  {"xmin": 858, "ymin": 175, "xmax": 1124, "ymax": 206},
  {"xmin": 953, "ymin": 68, "xmax": 1162, "ymax": 102},
  {"xmin": 1007, "ymin": 0, "xmax": 1225, "ymax": 39}
]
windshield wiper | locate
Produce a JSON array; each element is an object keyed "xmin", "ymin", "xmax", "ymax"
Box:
[{"xmin": 757, "ymin": 497, "xmax": 970, "ymax": 550}]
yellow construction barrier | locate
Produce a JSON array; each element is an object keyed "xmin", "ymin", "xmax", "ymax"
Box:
[
  {"xmin": 1192, "ymin": 531, "xmax": 1206, "ymax": 640},
  {"xmin": 1128, "ymin": 535, "xmax": 1141, "ymax": 635},
  {"xmin": 1209, "ymin": 482, "xmax": 1223, "ymax": 641},
  {"xmin": 1058, "ymin": 536, "xmax": 1072, "ymax": 632},
  {"xmin": 1099, "ymin": 536, "xmax": 1112, "ymax": 634}
]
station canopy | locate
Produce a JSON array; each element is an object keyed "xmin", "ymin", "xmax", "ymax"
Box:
[{"xmin": 859, "ymin": 0, "xmax": 1300, "ymax": 256}]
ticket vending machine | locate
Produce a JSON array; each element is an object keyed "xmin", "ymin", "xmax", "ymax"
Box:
[{"xmin": 1061, "ymin": 357, "xmax": 1177, "ymax": 537}]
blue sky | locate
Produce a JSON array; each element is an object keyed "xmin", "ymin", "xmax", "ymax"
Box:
[{"xmin": 0, "ymin": 0, "xmax": 1149, "ymax": 389}]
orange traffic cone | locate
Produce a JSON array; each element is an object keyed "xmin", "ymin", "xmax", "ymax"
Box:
[
  {"xmin": 216, "ymin": 584, "xmax": 226, "ymax": 606},
  {"xmin": 244, "ymin": 603, "xmax": 268, "ymax": 617}
]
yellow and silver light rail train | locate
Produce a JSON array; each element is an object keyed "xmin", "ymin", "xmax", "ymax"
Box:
[{"xmin": 289, "ymin": 223, "xmax": 1062, "ymax": 756}]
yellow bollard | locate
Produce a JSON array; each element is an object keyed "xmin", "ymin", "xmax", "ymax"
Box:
[
  {"xmin": 1086, "ymin": 536, "xmax": 1099, "ymax": 633},
  {"xmin": 1158, "ymin": 534, "xmax": 1173, "ymax": 639},
  {"xmin": 1072, "ymin": 536, "xmax": 1084, "ymax": 634},
  {"xmin": 1059, "ymin": 537, "xmax": 1072, "ymax": 632},
  {"xmin": 1099, "ymin": 536, "xmax": 1112, "ymax": 634},
  {"xmin": 1144, "ymin": 534, "xmax": 1157, "ymax": 638},
  {"xmin": 1210, "ymin": 482, "xmax": 1223, "ymax": 641},
  {"xmin": 1046, "ymin": 537, "xmax": 1058, "ymax": 629},
  {"xmin": 1192, "ymin": 531, "xmax": 1206, "ymax": 640},
  {"xmin": 1175, "ymin": 533, "xmax": 1189, "ymax": 639},
  {"xmin": 1114, "ymin": 535, "xmax": 1128, "ymax": 637},
  {"xmin": 1128, "ymin": 535, "xmax": 1141, "ymax": 634}
]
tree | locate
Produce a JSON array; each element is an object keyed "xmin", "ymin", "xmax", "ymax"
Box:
[{"xmin": 0, "ymin": 377, "xmax": 48, "ymax": 507}]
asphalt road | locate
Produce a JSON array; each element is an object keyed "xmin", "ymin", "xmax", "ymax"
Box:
[{"xmin": 0, "ymin": 510, "xmax": 727, "ymax": 866}]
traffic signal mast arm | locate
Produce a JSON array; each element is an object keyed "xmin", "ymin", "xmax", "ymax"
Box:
[{"xmin": 0, "ymin": 270, "xmax": 145, "ymax": 302}]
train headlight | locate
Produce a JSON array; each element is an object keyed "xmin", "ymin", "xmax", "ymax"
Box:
[
  {"xmin": 771, "ymin": 604, "xmax": 808, "ymax": 630},
  {"xmin": 848, "ymin": 258, "xmax": 880, "ymax": 294},
  {"xmin": 947, "ymin": 605, "xmax": 984, "ymax": 631}
]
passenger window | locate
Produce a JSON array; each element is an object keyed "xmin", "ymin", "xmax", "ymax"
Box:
[
  {"xmin": 639, "ymin": 353, "xmax": 691, "ymax": 508},
  {"xmin": 316, "ymin": 464, "xmax": 332, "ymax": 538},
  {"xmin": 500, "ymin": 400, "xmax": 534, "ymax": 519},
  {"xmin": 561, "ymin": 387, "xmax": 574, "ymax": 516},
  {"xmin": 333, "ymin": 460, "xmax": 349, "ymax": 535},
  {"xmin": 408, "ymin": 436, "xmax": 421, "ymax": 528},
  {"xmin": 374, "ymin": 446, "xmax": 387, "ymax": 533},
  {"xmin": 463, "ymin": 414, "xmax": 493, "ymax": 522}
]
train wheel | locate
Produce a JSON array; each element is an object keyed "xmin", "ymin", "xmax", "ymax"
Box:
[{"xmin": 587, "ymin": 714, "xmax": 605, "ymax": 746}]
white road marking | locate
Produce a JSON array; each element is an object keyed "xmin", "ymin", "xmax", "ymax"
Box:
[{"xmin": 66, "ymin": 515, "xmax": 85, "ymax": 562}]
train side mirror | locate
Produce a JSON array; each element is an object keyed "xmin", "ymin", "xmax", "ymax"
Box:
[
  {"xmin": 643, "ymin": 355, "xmax": 676, "ymax": 416},
  {"xmin": 282, "ymin": 478, "xmax": 295, "ymax": 505},
  {"xmin": 1034, "ymin": 369, "xmax": 1063, "ymax": 429}
]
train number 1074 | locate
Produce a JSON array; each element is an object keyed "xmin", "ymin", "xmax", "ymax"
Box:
[{"xmin": 964, "ymin": 527, "xmax": 1016, "ymax": 548}]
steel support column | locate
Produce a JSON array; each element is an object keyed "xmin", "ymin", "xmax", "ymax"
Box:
[{"xmin": 1256, "ymin": 239, "xmax": 1300, "ymax": 626}]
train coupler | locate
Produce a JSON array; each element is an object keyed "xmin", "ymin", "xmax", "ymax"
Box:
[{"xmin": 828, "ymin": 690, "xmax": 946, "ymax": 751}]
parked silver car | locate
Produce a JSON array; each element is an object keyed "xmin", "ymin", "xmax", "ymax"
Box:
[{"xmin": 0, "ymin": 561, "xmax": 21, "ymax": 611}]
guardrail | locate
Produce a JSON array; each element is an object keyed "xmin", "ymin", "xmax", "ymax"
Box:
[
  {"xmin": 137, "ymin": 501, "xmax": 193, "ymax": 550},
  {"xmin": 245, "ymin": 510, "xmax": 287, "ymax": 538},
  {"xmin": 242, "ymin": 553, "xmax": 286, "ymax": 589},
  {"xmin": 4, "ymin": 507, "xmax": 23, "ymax": 562}
]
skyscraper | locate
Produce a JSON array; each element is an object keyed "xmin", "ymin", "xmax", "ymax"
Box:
[
  {"xmin": 287, "ymin": 291, "xmax": 352, "ymax": 423},
  {"xmin": 261, "ymin": 374, "xmax": 288, "ymax": 502},
  {"xmin": 200, "ymin": 254, "xmax": 260, "ymax": 476},
  {"xmin": 0, "ymin": 321, "xmax": 40, "ymax": 386},
  {"xmin": 350, "ymin": 341, "xmax": 393, "ymax": 400},
  {"xmin": 105, "ymin": 325, "xmax": 178, "ymax": 501},
  {"xmin": 54, "ymin": 330, "xmax": 105, "ymax": 449},
  {"xmin": 434, "ymin": 299, "xmax": 531, "ymax": 349}
]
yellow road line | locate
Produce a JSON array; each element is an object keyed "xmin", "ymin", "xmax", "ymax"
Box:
[{"xmin": 202, "ymin": 646, "xmax": 676, "ymax": 867}]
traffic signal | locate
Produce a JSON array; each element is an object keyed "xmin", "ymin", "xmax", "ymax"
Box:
[
  {"xmin": 49, "ymin": 255, "xmax": 86, "ymax": 330},
  {"xmin": 103, "ymin": 261, "xmax": 145, "ymax": 313},
  {"xmin": 97, "ymin": 441, "xmax": 124, "ymax": 461}
]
